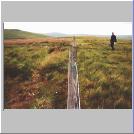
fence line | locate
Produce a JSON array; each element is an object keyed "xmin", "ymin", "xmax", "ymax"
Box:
[{"xmin": 67, "ymin": 44, "xmax": 80, "ymax": 109}]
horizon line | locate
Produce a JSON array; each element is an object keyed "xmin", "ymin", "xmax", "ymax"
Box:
[{"xmin": 4, "ymin": 29, "xmax": 132, "ymax": 36}]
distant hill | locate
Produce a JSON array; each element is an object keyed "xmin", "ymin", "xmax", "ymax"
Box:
[
  {"xmin": 45, "ymin": 32, "xmax": 69, "ymax": 37},
  {"xmin": 45, "ymin": 33, "xmax": 92, "ymax": 37},
  {"xmin": 117, "ymin": 35, "xmax": 132, "ymax": 40},
  {"xmin": 4, "ymin": 29, "xmax": 47, "ymax": 39},
  {"xmin": 4, "ymin": 29, "xmax": 132, "ymax": 40},
  {"xmin": 45, "ymin": 33, "xmax": 132, "ymax": 40}
]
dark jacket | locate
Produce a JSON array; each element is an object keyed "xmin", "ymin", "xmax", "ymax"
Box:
[{"xmin": 111, "ymin": 35, "xmax": 117, "ymax": 43}]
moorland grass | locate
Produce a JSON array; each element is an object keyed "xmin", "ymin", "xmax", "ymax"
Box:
[{"xmin": 4, "ymin": 36, "xmax": 132, "ymax": 109}]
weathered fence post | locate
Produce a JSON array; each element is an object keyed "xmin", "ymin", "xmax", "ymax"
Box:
[{"xmin": 67, "ymin": 37, "xmax": 80, "ymax": 109}]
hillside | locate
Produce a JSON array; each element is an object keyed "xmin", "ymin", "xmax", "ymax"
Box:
[{"xmin": 4, "ymin": 29, "xmax": 47, "ymax": 39}]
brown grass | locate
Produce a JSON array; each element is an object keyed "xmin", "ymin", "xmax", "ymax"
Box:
[{"xmin": 4, "ymin": 38, "xmax": 71, "ymax": 45}]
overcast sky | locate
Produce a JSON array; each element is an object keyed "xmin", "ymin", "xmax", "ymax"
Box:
[{"xmin": 4, "ymin": 22, "xmax": 132, "ymax": 35}]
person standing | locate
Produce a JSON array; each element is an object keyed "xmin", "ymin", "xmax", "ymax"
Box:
[{"xmin": 110, "ymin": 32, "xmax": 117, "ymax": 50}]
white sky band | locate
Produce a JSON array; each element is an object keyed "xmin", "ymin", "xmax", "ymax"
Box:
[{"xmin": 4, "ymin": 22, "xmax": 132, "ymax": 35}]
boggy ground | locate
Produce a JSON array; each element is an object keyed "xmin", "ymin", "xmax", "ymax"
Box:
[{"xmin": 4, "ymin": 36, "xmax": 132, "ymax": 109}]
